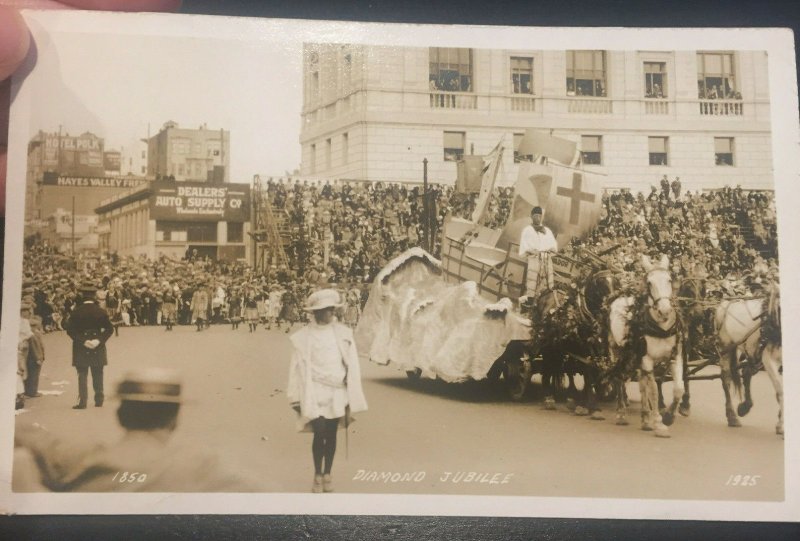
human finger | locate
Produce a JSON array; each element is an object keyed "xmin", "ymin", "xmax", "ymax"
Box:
[
  {"xmin": 50, "ymin": 0, "xmax": 183, "ymax": 11},
  {"xmin": 0, "ymin": 0, "xmax": 182, "ymax": 9},
  {"xmin": 0, "ymin": 6, "xmax": 32, "ymax": 216},
  {"xmin": 0, "ymin": 6, "xmax": 31, "ymax": 82}
]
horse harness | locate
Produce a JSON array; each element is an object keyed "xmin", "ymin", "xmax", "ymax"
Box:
[
  {"xmin": 714, "ymin": 294, "xmax": 778, "ymax": 356},
  {"xmin": 641, "ymin": 308, "xmax": 680, "ymax": 339},
  {"xmin": 646, "ymin": 268, "xmax": 673, "ymax": 310}
]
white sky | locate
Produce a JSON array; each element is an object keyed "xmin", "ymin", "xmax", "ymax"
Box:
[{"xmin": 22, "ymin": 30, "xmax": 304, "ymax": 183}]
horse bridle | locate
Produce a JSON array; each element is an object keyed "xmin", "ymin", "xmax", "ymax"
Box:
[
  {"xmin": 646, "ymin": 268, "xmax": 673, "ymax": 308},
  {"xmin": 577, "ymin": 270, "xmax": 616, "ymax": 324}
]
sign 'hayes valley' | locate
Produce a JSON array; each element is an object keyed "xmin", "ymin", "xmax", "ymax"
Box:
[
  {"xmin": 149, "ymin": 181, "xmax": 250, "ymax": 222},
  {"xmin": 42, "ymin": 172, "xmax": 148, "ymax": 188}
]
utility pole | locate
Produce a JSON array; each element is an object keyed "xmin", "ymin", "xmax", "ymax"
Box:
[
  {"xmin": 71, "ymin": 195, "xmax": 76, "ymax": 255},
  {"xmin": 220, "ymin": 127, "xmax": 225, "ymax": 183},
  {"xmin": 57, "ymin": 125, "xmax": 63, "ymax": 171},
  {"xmin": 422, "ymin": 158, "xmax": 429, "ymax": 253}
]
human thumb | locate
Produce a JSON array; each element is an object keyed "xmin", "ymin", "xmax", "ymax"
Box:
[{"xmin": 0, "ymin": 7, "xmax": 30, "ymax": 83}]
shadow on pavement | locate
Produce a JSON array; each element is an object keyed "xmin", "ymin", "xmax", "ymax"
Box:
[{"xmin": 369, "ymin": 374, "xmax": 552, "ymax": 404}]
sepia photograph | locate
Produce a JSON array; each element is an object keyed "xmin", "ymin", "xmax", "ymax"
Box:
[{"xmin": 0, "ymin": 9, "xmax": 798, "ymax": 520}]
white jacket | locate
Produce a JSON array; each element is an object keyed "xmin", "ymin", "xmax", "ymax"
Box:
[{"xmin": 287, "ymin": 322, "xmax": 368, "ymax": 432}]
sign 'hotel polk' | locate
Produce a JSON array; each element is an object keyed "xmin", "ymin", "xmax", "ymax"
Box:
[{"xmin": 24, "ymin": 130, "xmax": 142, "ymax": 234}]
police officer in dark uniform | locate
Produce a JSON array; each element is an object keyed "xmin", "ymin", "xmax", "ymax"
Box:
[{"xmin": 64, "ymin": 282, "xmax": 114, "ymax": 409}]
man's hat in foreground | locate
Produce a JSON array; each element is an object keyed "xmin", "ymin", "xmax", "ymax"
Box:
[
  {"xmin": 304, "ymin": 288, "xmax": 343, "ymax": 312},
  {"xmin": 117, "ymin": 368, "xmax": 182, "ymax": 403}
]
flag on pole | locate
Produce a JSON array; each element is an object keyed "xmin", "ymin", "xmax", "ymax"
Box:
[
  {"xmin": 455, "ymin": 156, "xmax": 485, "ymax": 193},
  {"xmin": 516, "ymin": 129, "xmax": 579, "ymax": 166},
  {"xmin": 500, "ymin": 162, "xmax": 604, "ymax": 249},
  {"xmin": 470, "ymin": 139, "xmax": 504, "ymax": 223}
]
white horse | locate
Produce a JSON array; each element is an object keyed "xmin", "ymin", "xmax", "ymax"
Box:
[
  {"xmin": 608, "ymin": 255, "xmax": 684, "ymax": 438},
  {"xmin": 715, "ymin": 284, "xmax": 782, "ymax": 436}
]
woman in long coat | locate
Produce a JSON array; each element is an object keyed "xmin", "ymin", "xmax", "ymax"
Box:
[
  {"xmin": 287, "ymin": 289, "xmax": 367, "ymax": 493},
  {"xmin": 189, "ymin": 282, "xmax": 210, "ymax": 332},
  {"xmin": 266, "ymin": 285, "xmax": 283, "ymax": 330},
  {"xmin": 343, "ymin": 285, "xmax": 362, "ymax": 328}
]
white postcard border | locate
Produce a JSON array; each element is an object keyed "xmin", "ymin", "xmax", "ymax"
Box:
[{"xmin": 1, "ymin": 10, "xmax": 798, "ymax": 519}]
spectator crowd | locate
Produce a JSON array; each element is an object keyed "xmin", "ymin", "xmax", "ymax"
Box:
[{"xmin": 18, "ymin": 177, "xmax": 778, "ymax": 346}]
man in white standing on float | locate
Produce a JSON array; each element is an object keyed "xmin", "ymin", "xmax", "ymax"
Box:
[{"xmin": 519, "ymin": 206, "xmax": 558, "ymax": 300}]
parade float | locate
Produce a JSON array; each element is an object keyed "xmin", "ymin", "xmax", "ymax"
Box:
[{"xmin": 354, "ymin": 131, "xmax": 608, "ymax": 399}]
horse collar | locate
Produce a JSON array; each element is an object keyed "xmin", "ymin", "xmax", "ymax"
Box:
[{"xmin": 644, "ymin": 308, "xmax": 678, "ymax": 338}]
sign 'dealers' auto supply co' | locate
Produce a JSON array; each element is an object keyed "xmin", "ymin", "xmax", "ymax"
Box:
[{"xmin": 149, "ymin": 181, "xmax": 250, "ymax": 222}]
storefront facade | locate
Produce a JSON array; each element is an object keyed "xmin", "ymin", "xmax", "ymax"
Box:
[{"xmin": 96, "ymin": 180, "xmax": 251, "ymax": 262}]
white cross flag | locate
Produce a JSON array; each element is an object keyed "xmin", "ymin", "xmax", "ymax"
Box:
[{"xmin": 501, "ymin": 161, "xmax": 605, "ymax": 248}]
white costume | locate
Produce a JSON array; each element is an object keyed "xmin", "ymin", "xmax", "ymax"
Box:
[
  {"xmin": 287, "ymin": 321, "xmax": 368, "ymax": 432},
  {"xmin": 519, "ymin": 225, "xmax": 558, "ymax": 298}
]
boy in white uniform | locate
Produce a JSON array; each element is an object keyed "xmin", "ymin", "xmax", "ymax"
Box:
[{"xmin": 519, "ymin": 206, "xmax": 558, "ymax": 299}]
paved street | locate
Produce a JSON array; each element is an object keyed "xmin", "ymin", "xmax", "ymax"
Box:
[{"xmin": 15, "ymin": 324, "xmax": 783, "ymax": 500}]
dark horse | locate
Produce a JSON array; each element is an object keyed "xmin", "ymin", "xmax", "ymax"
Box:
[
  {"xmin": 657, "ymin": 276, "xmax": 711, "ymax": 417},
  {"xmin": 536, "ymin": 269, "xmax": 619, "ymax": 418}
]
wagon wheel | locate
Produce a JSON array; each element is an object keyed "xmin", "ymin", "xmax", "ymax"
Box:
[
  {"xmin": 506, "ymin": 356, "xmax": 533, "ymax": 401},
  {"xmin": 406, "ymin": 368, "xmax": 422, "ymax": 380}
]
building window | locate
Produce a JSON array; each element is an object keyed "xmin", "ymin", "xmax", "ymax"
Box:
[
  {"xmin": 156, "ymin": 221, "xmax": 188, "ymax": 242},
  {"xmin": 715, "ymin": 137, "xmax": 735, "ymax": 165},
  {"xmin": 511, "ymin": 57, "xmax": 533, "ymax": 94},
  {"xmin": 698, "ymin": 52, "xmax": 739, "ymax": 99},
  {"xmin": 513, "ymin": 133, "xmax": 532, "ymax": 163},
  {"xmin": 172, "ymin": 139, "xmax": 190, "ymax": 154},
  {"xmin": 429, "ymin": 48, "xmax": 473, "ymax": 92},
  {"xmin": 227, "ymin": 221, "xmax": 243, "ymax": 243},
  {"xmin": 141, "ymin": 150, "xmax": 146, "ymax": 159},
  {"xmin": 566, "ymin": 51, "xmax": 607, "ymax": 97},
  {"xmin": 187, "ymin": 222, "xmax": 217, "ymax": 242},
  {"xmin": 644, "ymin": 62, "xmax": 668, "ymax": 98},
  {"xmin": 310, "ymin": 143, "xmax": 316, "ymax": 173},
  {"xmin": 580, "ymin": 135, "xmax": 602, "ymax": 165},
  {"xmin": 178, "ymin": 164, "xmax": 185, "ymax": 176},
  {"xmin": 342, "ymin": 133, "xmax": 349, "ymax": 165},
  {"xmin": 325, "ymin": 138, "xmax": 332, "ymax": 170},
  {"xmin": 648, "ymin": 137, "xmax": 669, "ymax": 165},
  {"xmin": 443, "ymin": 131, "xmax": 466, "ymax": 162}
]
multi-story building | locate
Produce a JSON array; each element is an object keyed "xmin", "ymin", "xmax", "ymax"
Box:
[
  {"xmin": 146, "ymin": 121, "xmax": 230, "ymax": 183},
  {"xmin": 299, "ymin": 45, "xmax": 772, "ymax": 190},
  {"xmin": 25, "ymin": 130, "xmax": 106, "ymax": 223},
  {"xmin": 119, "ymin": 140, "xmax": 149, "ymax": 177},
  {"xmin": 95, "ymin": 179, "xmax": 251, "ymax": 262},
  {"xmin": 24, "ymin": 130, "xmax": 150, "ymax": 245}
]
